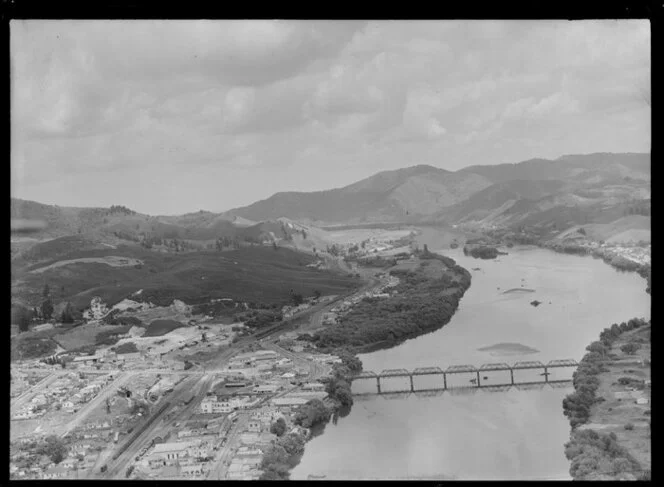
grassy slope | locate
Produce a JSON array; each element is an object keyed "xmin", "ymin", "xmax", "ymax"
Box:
[{"xmin": 12, "ymin": 242, "xmax": 359, "ymax": 310}]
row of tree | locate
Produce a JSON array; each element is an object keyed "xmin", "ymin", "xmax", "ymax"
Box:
[{"xmin": 563, "ymin": 318, "xmax": 649, "ymax": 429}]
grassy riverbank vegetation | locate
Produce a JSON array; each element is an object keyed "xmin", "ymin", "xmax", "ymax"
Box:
[
  {"xmin": 563, "ymin": 317, "xmax": 650, "ymax": 480},
  {"xmin": 260, "ymin": 398, "xmax": 332, "ymax": 480}
]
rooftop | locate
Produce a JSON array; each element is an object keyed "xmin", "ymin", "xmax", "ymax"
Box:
[{"xmin": 151, "ymin": 441, "xmax": 198, "ymax": 454}]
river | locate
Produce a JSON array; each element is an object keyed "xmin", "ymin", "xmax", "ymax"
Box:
[{"xmin": 291, "ymin": 230, "xmax": 651, "ymax": 480}]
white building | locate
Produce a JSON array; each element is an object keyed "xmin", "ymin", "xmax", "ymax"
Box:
[
  {"xmin": 271, "ymin": 397, "xmax": 308, "ymax": 407},
  {"xmin": 148, "ymin": 441, "xmax": 198, "ymax": 466},
  {"xmin": 253, "ymin": 384, "xmax": 279, "ymax": 394}
]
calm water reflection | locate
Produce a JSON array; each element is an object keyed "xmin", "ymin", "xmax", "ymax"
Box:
[{"xmin": 292, "ymin": 238, "xmax": 650, "ymax": 480}]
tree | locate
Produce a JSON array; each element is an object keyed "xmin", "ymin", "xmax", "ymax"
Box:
[
  {"xmin": 290, "ymin": 292, "xmax": 304, "ymax": 306},
  {"xmin": 36, "ymin": 435, "xmax": 68, "ymax": 464},
  {"xmin": 60, "ymin": 303, "xmax": 75, "ymax": 324},
  {"xmin": 620, "ymin": 343, "xmax": 640, "ymax": 355},
  {"xmin": 270, "ymin": 417, "xmax": 287, "ymax": 437},
  {"xmin": 42, "ymin": 284, "xmax": 50, "ymax": 299},
  {"xmin": 585, "ymin": 341, "xmax": 608, "ymax": 356},
  {"xmin": 41, "ymin": 299, "xmax": 54, "ymax": 321},
  {"xmin": 279, "ymin": 433, "xmax": 305, "ymax": 456},
  {"xmin": 423, "ymin": 244, "xmax": 429, "ymax": 254},
  {"xmin": 313, "ymin": 290, "xmax": 321, "ymax": 300},
  {"xmin": 294, "ymin": 399, "xmax": 331, "ymax": 428},
  {"xmin": 273, "ymin": 241, "xmax": 278, "ymax": 251},
  {"xmin": 12, "ymin": 305, "xmax": 33, "ymax": 333}
]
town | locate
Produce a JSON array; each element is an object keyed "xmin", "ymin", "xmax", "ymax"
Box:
[{"xmin": 9, "ymin": 233, "xmax": 409, "ymax": 481}]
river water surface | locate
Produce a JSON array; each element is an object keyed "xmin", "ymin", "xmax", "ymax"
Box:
[{"xmin": 292, "ymin": 234, "xmax": 650, "ymax": 480}]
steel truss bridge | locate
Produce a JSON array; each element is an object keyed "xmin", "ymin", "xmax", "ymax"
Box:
[{"xmin": 352, "ymin": 359, "xmax": 578, "ymax": 394}]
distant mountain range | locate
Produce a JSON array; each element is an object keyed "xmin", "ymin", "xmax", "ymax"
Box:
[
  {"xmin": 11, "ymin": 152, "xmax": 650, "ymax": 313},
  {"xmin": 12, "ymin": 152, "xmax": 650, "ymax": 246},
  {"xmin": 222, "ymin": 152, "xmax": 650, "ymax": 227}
]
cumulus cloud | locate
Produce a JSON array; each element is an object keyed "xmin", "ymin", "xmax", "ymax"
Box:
[{"xmin": 10, "ymin": 19, "xmax": 651, "ymax": 214}]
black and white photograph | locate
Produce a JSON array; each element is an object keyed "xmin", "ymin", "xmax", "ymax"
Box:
[{"xmin": 10, "ymin": 19, "xmax": 651, "ymax": 480}]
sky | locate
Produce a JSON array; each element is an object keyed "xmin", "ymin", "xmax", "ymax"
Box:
[{"xmin": 11, "ymin": 20, "xmax": 651, "ymax": 215}]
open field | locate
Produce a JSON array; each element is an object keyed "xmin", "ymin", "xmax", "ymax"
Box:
[
  {"xmin": 53, "ymin": 323, "xmax": 132, "ymax": 350},
  {"xmin": 556, "ymin": 216, "xmax": 650, "ymax": 244},
  {"xmin": 143, "ymin": 319, "xmax": 186, "ymax": 337},
  {"xmin": 12, "ymin": 243, "xmax": 360, "ymax": 309},
  {"xmin": 30, "ymin": 256, "xmax": 144, "ymax": 274}
]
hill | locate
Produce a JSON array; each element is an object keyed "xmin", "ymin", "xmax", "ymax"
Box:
[
  {"xmin": 458, "ymin": 152, "xmax": 649, "ymax": 185},
  {"xmin": 11, "ymin": 151, "xmax": 649, "ymax": 251},
  {"xmin": 221, "ymin": 164, "xmax": 493, "ymax": 224},
  {"xmin": 11, "ymin": 241, "xmax": 360, "ymax": 311}
]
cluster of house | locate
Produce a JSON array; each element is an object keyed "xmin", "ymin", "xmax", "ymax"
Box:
[
  {"xmin": 329, "ymin": 274, "xmax": 400, "ymax": 318},
  {"xmin": 226, "ymin": 350, "xmax": 298, "ymax": 378},
  {"xmin": 199, "ymin": 394, "xmax": 262, "ymax": 414},
  {"xmin": 600, "ymin": 244, "xmax": 651, "ymax": 266},
  {"xmin": 10, "ymin": 371, "xmax": 44, "ymax": 399},
  {"xmin": 10, "ymin": 436, "xmax": 104, "ymax": 480},
  {"xmin": 12, "ymin": 372, "xmax": 114, "ymax": 420},
  {"xmin": 226, "ymin": 407, "xmax": 310, "ymax": 480},
  {"xmin": 282, "ymin": 300, "xmax": 315, "ymax": 319}
]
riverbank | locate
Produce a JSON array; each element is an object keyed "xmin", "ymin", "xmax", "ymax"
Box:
[
  {"xmin": 269, "ymin": 250, "xmax": 471, "ymax": 479},
  {"xmin": 562, "ymin": 318, "xmax": 650, "ymax": 480},
  {"xmin": 301, "ymin": 250, "xmax": 471, "ymax": 355},
  {"xmin": 474, "ymin": 227, "xmax": 651, "ymax": 294}
]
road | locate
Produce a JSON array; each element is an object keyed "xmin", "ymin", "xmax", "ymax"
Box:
[
  {"xmin": 11, "ymin": 371, "xmax": 69, "ymax": 412},
  {"xmin": 101, "ymin": 373, "xmax": 213, "ymax": 479},
  {"xmin": 58, "ymin": 372, "xmax": 135, "ymax": 437},
  {"xmin": 262, "ymin": 342, "xmax": 330, "ymax": 381},
  {"xmin": 206, "ymin": 413, "xmax": 250, "ymax": 480}
]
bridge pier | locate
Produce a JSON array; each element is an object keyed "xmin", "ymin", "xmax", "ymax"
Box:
[
  {"xmin": 443, "ymin": 373, "xmax": 447, "ymax": 390},
  {"xmin": 410, "ymin": 375, "xmax": 414, "ymax": 393},
  {"xmin": 476, "ymin": 371, "xmax": 481, "ymax": 387},
  {"xmin": 544, "ymin": 366, "xmax": 549, "ymax": 383},
  {"xmin": 510, "ymin": 369, "xmax": 514, "ymax": 385},
  {"xmin": 376, "ymin": 377, "xmax": 381, "ymax": 394}
]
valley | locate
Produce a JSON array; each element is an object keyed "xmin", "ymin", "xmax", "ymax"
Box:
[{"xmin": 10, "ymin": 151, "xmax": 650, "ymax": 481}]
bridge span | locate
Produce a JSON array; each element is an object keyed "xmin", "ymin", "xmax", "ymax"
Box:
[{"xmin": 353, "ymin": 359, "xmax": 578, "ymax": 394}]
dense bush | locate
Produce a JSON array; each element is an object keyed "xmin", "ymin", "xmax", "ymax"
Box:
[
  {"xmin": 270, "ymin": 417, "xmax": 287, "ymax": 437},
  {"xmin": 464, "ymin": 245, "xmax": 499, "ymax": 259},
  {"xmin": 563, "ymin": 318, "xmax": 648, "ymax": 429},
  {"xmin": 11, "ymin": 305, "xmax": 33, "ymax": 332},
  {"xmin": 311, "ymin": 255, "xmax": 471, "ymax": 353},
  {"xmin": 620, "ymin": 343, "xmax": 641, "ymax": 355},
  {"xmin": 293, "ymin": 398, "xmax": 332, "ymax": 429},
  {"xmin": 36, "ymin": 435, "xmax": 68, "ymax": 465},
  {"xmin": 143, "ymin": 319, "xmax": 184, "ymax": 337},
  {"xmin": 564, "ymin": 429, "xmax": 641, "ymax": 479},
  {"xmin": 115, "ymin": 342, "xmax": 139, "ymax": 354},
  {"xmin": 259, "ymin": 432, "xmax": 307, "ymax": 480}
]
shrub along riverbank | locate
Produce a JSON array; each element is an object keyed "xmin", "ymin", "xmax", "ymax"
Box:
[
  {"xmin": 302, "ymin": 250, "xmax": 471, "ymax": 354},
  {"xmin": 562, "ymin": 317, "xmax": 650, "ymax": 480},
  {"xmin": 263, "ymin": 250, "xmax": 471, "ymax": 480},
  {"xmin": 259, "ymin": 351, "xmax": 362, "ymax": 480}
]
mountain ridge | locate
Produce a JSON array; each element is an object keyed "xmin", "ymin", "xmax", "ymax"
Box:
[{"xmin": 12, "ymin": 151, "xmax": 650, "ymax": 234}]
